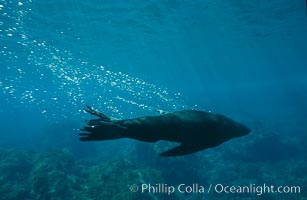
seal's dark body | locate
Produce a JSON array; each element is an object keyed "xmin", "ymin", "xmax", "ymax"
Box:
[{"xmin": 80, "ymin": 107, "xmax": 250, "ymax": 156}]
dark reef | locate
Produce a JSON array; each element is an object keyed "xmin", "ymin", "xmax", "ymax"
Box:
[{"xmin": 0, "ymin": 117, "xmax": 305, "ymax": 200}]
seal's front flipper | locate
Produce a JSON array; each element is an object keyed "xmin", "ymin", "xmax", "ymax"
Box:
[{"xmin": 160, "ymin": 144, "xmax": 206, "ymax": 157}]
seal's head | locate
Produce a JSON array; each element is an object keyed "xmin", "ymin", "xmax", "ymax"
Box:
[{"xmin": 217, "ymin": 114, "xmax": 251, "ymax": 138}]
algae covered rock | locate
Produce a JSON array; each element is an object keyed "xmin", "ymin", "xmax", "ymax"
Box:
[
  {"xmin": 83, "ymin": 158, "xmax": 167, "ymax": 200},
  {"xmin": 29, "ymin": 149, "xmax": 84, "ymax": 200},
  {"xmin": 0, "ymin": 149, "xmax": 34, "ymax": 200}
]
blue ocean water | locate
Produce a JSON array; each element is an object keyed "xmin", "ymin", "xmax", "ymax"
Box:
[{"xmin": 0, "ymin": 0, "xmax": 306, "ymax": 199}]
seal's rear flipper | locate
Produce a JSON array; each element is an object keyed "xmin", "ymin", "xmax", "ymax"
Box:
[
  {"xmin": 85, "ymin": 105, "xmax": 112, "ymax": 122},
  {"xmin": 160, "ymin": 144, "xmax": 206, "ymax": 157},
  {"xmin": 80, "ymin": 121, "xmax": 127, "ymax": 141}
]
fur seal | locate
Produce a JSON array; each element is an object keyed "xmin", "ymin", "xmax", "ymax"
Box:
[{"xmin": 80, "ymin": 105, "xmax": 250, "ymax": 156}]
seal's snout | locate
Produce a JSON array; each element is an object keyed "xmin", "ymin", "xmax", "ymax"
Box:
[
  {"xmin": 245, "ymin": 126, "xmax": 251, "ymax": 134},
  {"xmin": 232, "ymin": 122, "xmax": 250, "ymax": 137},
  {"xmin": 240, "ymin": 124, "xmax": 251, "ymax": 136}
]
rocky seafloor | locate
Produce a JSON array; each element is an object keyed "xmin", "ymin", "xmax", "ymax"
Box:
[{"xmin": 0, "ymin": 122, "xmax": 306, "ymax": 200}]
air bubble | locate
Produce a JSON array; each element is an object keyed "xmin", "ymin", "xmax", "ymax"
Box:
[{"xmin": 0, "ymin": 0, "xmax": 190, "ymax": 120}]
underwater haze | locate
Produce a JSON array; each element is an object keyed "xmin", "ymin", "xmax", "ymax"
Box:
[{"xmin": 0, "ymin": 0, "xmax": 307, "ymax": 199}]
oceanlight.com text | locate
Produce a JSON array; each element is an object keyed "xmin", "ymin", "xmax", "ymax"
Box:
[
  {"xmin": 129, "ymin": 183, "xmax": 301, "ymax": 196},
  {"xmin": 214, "ymin": 183, "xmax": 301, "ymax": 196}
]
